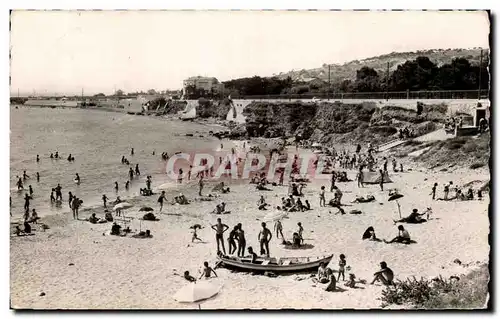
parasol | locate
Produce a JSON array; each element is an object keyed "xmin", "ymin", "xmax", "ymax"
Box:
[
  {"xmin": 173, "ymin": 281, "xmax": 221, "ymax": 304},
  {"xmin": 113, "ymin": 202, "xmax": 134, "ymax": 211},
  {"xmin": 263, "ymin": 210, "xmax": 288, "ymax": 222},
  {"xmin": 388, "ymin": 193, "xmax": 404, "ymax": 218}
]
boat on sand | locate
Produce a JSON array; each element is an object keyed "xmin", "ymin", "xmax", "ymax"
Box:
[{"xmin": 217, "ymin": 254, "xmax": 333, "ymax": 273}]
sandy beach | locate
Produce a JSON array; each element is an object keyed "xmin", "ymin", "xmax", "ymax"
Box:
[{"xmin": 10, "ymin": 138, "xmax": 490, "ymax": 309}]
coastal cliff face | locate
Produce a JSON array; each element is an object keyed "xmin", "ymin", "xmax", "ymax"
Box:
[
  {"xmin": 197, "ymin": 98, "xmax": 232, "ymax": 119},
  {"xmin": 241, "ymin": 101, "xmax": 449, "ymax": 144}
]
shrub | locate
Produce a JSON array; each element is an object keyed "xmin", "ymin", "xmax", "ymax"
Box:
[{"xmin": 469, "ymin": 162, "xmax": 485, "ymax": 169}]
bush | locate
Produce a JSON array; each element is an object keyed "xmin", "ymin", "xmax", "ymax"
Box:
[
  {"xmin": 380, "ymin": 265, "xmax": 489, "ymax": 309},
  {"xmin": 469, "ymin": 162, "xmax": 485, "ymax": 169}
]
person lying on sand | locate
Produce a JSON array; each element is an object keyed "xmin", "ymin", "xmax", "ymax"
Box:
[
  {"xmin": 199, "ymin": 261, "xmax": 218, "ymax": 279},
  {"xmin": 184, "ymin": 271, "xmax": 197, "ymax": 282},
  {"xmin": 352, "ymin": 195, "xmax": 375, "ymax": 203},
  {"xmin": 393, "ymin": 208, "xmax": 427, "ymax": 224},
  {"xmin": 14, "ymin": 225, "xmax": 31, "ymax": 236},
  {"xmin": 132, "ymin": 230, "xmax": 153, "ymax": 239},
  {"xmin": 384, "ymin": 225, "xmax": 411, "ymax": 244},
  {"xmin": 256, "ymin": 182, "xmax": 272, "ymax": 191},
  {"xmin": 371, "ymin": 261, "xmax": 394, "ymax": 285}
]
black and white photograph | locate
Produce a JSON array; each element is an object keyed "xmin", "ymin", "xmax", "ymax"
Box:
[{"xmin": 9, "ymin": 9, "xmax": 491, "ymax": 310}]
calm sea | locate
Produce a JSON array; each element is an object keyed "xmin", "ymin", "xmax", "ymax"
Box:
[{"xmin": 10, "ymin": 106, "xmax": 221, "ymax": 218}]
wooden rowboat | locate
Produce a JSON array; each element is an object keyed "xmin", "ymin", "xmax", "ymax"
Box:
[{"xmin": 217, "ymin": 254, "xmax": 333, "ymax": 273}]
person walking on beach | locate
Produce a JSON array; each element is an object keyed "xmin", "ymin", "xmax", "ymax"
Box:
[
  {"xmin": 135, "ymin": 164, "xmax": 140, "ymax": 176},
  {"xmin": 114, "ymin": 182, "xmax": 119, "ymax": 192},
  {"xmin": 178, "ymin": 168, "xmax": 183, "ymax": 183},
  {"xmin": 279, "ymin": 170, "xmax": 285, "ymax": 186},
  {"xmin": 102, "ymin": 194, "xmax": 108, "ymax": 208},
  {"xmin": 258, "ymin": 222, "xmax": 272, "ymax": 257},
  {"xmin": 50, "ymin": 189, "xmax": 55, "ymax": 203},
  {"xmin": 129, "ymin": 167, "xmax": 134, "ymax": 180},
  {"xmin": 55, "ymin": 184, "xmax": 62, "ymax": 201},
  {"xmin": 188, "ymin": 165, "xmax": 192, "ymax": 180},
  {"xmin": 236, "ymin": 223, "xmax": 246, "ymax": 257},
  {"xmin": 319, "ymin": 186, "xmax": 326, "ymax": 207},
  {"xmin": 36, "ymin": 172, "xmax": 40, "ymax": 182},
  {"xmin": 383, "ymin": 157, "xmax": 388, "ymax": 172},
  {"xmin": 16, "ymin": 177, "xmax": 23, "ymax": 190},
  {"xmin": 379, "ymin": 170, "xmax": 384, "ymax": 191},
  {"xmin": 392, "ymin": 158, "xmax": 397, "ymax": 172},
  {"xmin": 330, "ymin": 171, "xmax": 336, "ymax": 192},
  {"xmin": 431, "ymin": 183, "xmax": 438, "ymax": 200},
  {"xmin": 158, "ymin": 191, "xmax": 166, "ymax": 212},
  {"xmin": 146, "ymin": 176, "xmax": 152, "ymax": 190},
  {"xmin": 23, "ymin": 170, "xmax": 30, "ymax": 180},
  {"xmin": 211, "ymin": 218, "xmax": 229, "ymax": 255},
  {"xmin": 337, "ymin": 254, "xmax": 346, "ymax": 281},
  {"xmin": 24, "ymin": 193, "xmax": 32, "ymax": 213},
  {"xmin": 198, "ymin": 176, "xmax": 204, "ymax": 196},
  {"xmin": 274, "ymin": 219, "xmax": 284, "ymax": 240},
  {"xmin": 125, "ymin": 181, "xmax": 130, "ymax": 190},
  {"xmin": 68, "ymin": 191, "xmax": 74, "ymax": 208},
  {"xmin": 444, "ymin": 182, "xmax": 452, "ymax": 200},
  {"xmin": 356, "ymin": 168, "xmax": 364, "ymax": 188},
  {"xmin": 29, "ymin": 185, "xmax": 34, "ymax": 197}
]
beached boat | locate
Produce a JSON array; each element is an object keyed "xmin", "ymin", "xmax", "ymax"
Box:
[{"xmin": 217, "ymin": 254, "xmax": 333, "ymax": 273}]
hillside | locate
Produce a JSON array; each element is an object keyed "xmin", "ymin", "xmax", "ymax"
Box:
[{"xmin": 275, "ymin": 48, "xmax": 489, "ymax": 83}]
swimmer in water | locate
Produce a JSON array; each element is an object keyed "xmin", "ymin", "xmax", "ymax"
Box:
[
  {"xmin": 16, "ymin": 177, "xmax": 23, "ymax": 190},
  {"xmin": 36, "ymin": 154, "xmax": 40, "ymax": 162},
  {"xmin": 125, "ymin": 181, "xmax": 130, "ymax": 190},
  {"xmin": 75, "ymin": 173, "xmax": 81, "ymax": 184},
  {"xmin": 50, "ymin": 153, "xmax": 54, "ymax": 159},
  {"xmin": 55, "ymin": 151, "xmax": 59, "ymax": 159},
  {"xmin": 50, "ymin": 188, "xmax": 55, "ymax": 202},
  {"xmin": 135, "ymin": 164, "xmax": 140, "ymax": 176},
  {"xmin": 36, "ymin": 172, "xmax": 40, "ymax": 182},
  {"xmin": 129, "ymin": 168, "xmax": 134, "ymax": 180},
  {"xmin": 131, "ymin": 148, "xmax": 134, "ymax": 156},
  {"xmin": 23, "ymin": 170, "xmax": 30, "ymax": 180}
]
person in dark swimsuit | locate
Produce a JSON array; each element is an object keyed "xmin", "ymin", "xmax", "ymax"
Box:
[
  {"xmin": 211, "ymin": 218, "xmax": 229, "ymax": 255},
  {"xmin": 247, "ymin": 247, "xmax": 258, "ymax": 263},
  {"xmin": 228, "ymin": 226, "xmax": 238, "ymax": 255},
  {"xmin": 236, "ymin": 223, "xmax": 246, "ymax": 257}
]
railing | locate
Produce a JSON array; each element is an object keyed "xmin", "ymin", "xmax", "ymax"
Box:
[{"xmin": 240, "ymin": 89, "xmax": 490, "ymax": 101}]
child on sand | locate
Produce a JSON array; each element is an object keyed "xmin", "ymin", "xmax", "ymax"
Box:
[
  {"xmin": 192, "ymin": 227, "xmax": 203, "ymax": 243},
  {"xmin": 319, "ymin": 186, "xmax": 326, "ymax": 207},
  {"xmin": 297, "ymin": 222, "xmax": 304, "ymax": 244},
  {"xmin": 431, "ymin": 183, "xmax": 438, "ymax": 200},
  {"xmin": 325, "ymin": 268, "xmax": 338, "ymax": 292},
  {"xmin": 199, "ymin": 261, "xmax": 218, "ymax": 279},
  {"xmin": 338, "ymin": 254, "xmax": 346, "ymax": 281}
]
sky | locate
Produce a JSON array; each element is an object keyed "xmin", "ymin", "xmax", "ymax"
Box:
[{"xmin": 10, "ymin": 10, "xmax": 490, "ymax": 96}]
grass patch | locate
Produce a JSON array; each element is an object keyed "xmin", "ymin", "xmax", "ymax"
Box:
[{"xmin": 380, "ymin": 264, "xmax": 489, "ymax": 309}]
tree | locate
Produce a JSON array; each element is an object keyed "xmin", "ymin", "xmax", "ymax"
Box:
[
  {"xmin": 354, "ymin": 67, "xmax": 380, "ymax": 92},
  {"xmin": 147, "ymin": 89, "xmax": 157, "ymax": 95},
  {"xmin": 115, "ymin": 89, "xmax": 124, "ymax": 96},
  {"xmin": 93, "ymin": 93, "xmax": 105, "ymax": 97}
]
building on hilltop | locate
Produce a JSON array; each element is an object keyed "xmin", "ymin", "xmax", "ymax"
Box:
[{"xmin": 182, "ymin": 76, "xmax": 224, "ymax": 99}]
